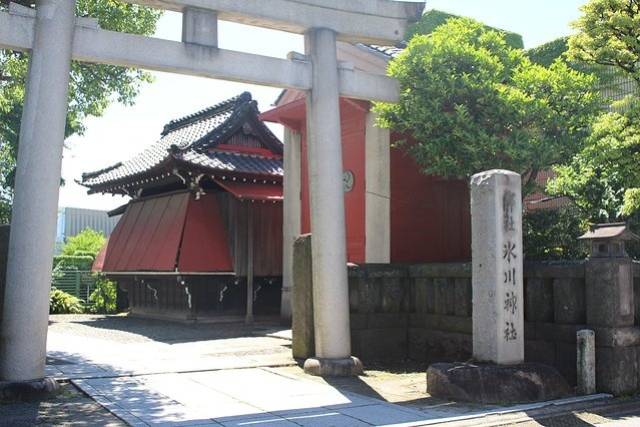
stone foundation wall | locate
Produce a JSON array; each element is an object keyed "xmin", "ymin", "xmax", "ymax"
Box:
[
  {"xmin": 118, "ymin": 275, "xmax": 282, "ymax": 322},
  {"xmin": 346, "ymin": 260, "xmax": 640, "ymax": 394}
]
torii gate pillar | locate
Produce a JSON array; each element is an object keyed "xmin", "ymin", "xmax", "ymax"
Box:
[
  {"xmin": 0, "ymin": 0, "xmax": 76, "ymax": 383},
  {"xmin": 302, "ymin": 28, "xmax": 362, "ymax": 376},
  {"xmin": 0, "ymin": 0, "xmax": 424, "ymax": 384}
]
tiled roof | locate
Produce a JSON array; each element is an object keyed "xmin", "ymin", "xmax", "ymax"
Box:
[
  {"xmin": 81, "ymin": 92, "xmax": 283, "ymax": 190},
  {"xmin": 359, "ymin": 43, "xmax": 404, "ymax": 59},
  {"xmin": 178, "ymin": 150, "xmax": 283, "ymax": 177}
]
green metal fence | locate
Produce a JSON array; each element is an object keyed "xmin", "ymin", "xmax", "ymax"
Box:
[{"xmin": 52, "ymin": 270, "xmax": 98, "ymax": 305}]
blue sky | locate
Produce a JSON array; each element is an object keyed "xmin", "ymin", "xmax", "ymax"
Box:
[{"xmin": 59, "ymin": 0, "xmax": 588, "ymax": 210}]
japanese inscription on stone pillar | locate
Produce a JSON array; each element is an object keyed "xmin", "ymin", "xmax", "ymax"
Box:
[{"xmin": 471, "ymin": 170, "xmax": 524, "ymax": 365}]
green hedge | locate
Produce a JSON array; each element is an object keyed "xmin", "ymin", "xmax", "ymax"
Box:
[
  {"xmin": 53, "ymin": 254, "xmax": 95, "ymax": 271},
  {"xmin": 526, "ymin": 37, "xmax": 569, "ymax": 67},
  {"xmin": 525, "ymin": 37, "xmax": 625, "ymax": 93},
  {"xmin": 406, "ymin": 9, "xmax": 524, "ymax": 49}
]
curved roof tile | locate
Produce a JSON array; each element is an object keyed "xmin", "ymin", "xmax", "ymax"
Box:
[{"xmin": 81, "ymin": 92, "xmax": 283, "ymax": 190}]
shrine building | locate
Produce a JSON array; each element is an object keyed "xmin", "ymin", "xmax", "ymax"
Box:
[
  {"xmin": 82, "ymin": 92, "xmax": 285, "ymax": 322},
  {"xmin": 262, "ymin": 42, "xmax": 472, "ymax": 267}
]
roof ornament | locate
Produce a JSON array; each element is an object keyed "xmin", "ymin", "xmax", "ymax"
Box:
[
  {"xmin": 172, "ymin": 168, "xmax": 187, "ymax": 185},
  {"xmin": 192, "ymin": 174, "xmax": 206, "ymax": 200}
]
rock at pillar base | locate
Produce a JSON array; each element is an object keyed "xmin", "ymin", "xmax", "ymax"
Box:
[
  {"xmin": 427, "ymin": 363, "xmax": 570, "ymax": 404},
  {"xmin": 304, "ymin": 357, "xmax": 363, "ymax": 377},
  {"xmin": 0, "ymin": 377, "xmax": 60, "ymax": 402}
]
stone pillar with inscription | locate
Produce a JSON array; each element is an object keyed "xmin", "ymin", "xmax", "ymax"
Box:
[
  {"xmin": 470, "ymin": 169, "xmax": 524, "ymax": 365},
  {"xmin": 427, "ymin": 169, "xmax": 571, "ymax": 404}
]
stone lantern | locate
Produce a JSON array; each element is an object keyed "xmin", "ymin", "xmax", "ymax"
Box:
[
  {"xmin": 580, "ymin": 222, "xmax": 640, "ymax": 394},
  {"xmin": 579, "ymin": 222, "xmax": 639, "ymax": 259}
]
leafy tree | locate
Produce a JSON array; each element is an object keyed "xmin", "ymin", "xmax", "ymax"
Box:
[
  {"xmin": 375, "ymin": 18, "xmax": 601, "ymax": 193},
  {"xmin": 0, "ymin": 0, "xmax": 161, "ymax": 223},
  {"xmin": 548, "ymin": 0, "xmax": 640, "ymax": 220},
  {"xmin": 88, "ymin": 278, "xmax": 118, "ymax": 314},
  {"xmin": 61, "ymin": 228, "xmax": 106, "ymax": 257},
  {"xmin": 548, "ymin": 99, "xmax": 640, "ymax": 220},
  {"xmin": 523, "ymin": 207, "xmax": 588, "ymax": 260},
  {"xmin": 568, "ymin": 0, "xmax": 640, "ymax": 86}
]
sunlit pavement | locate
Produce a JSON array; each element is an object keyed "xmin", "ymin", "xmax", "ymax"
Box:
[{"xmin": 42, "ymin": 315, "xmax": 635, "ymax": 426}]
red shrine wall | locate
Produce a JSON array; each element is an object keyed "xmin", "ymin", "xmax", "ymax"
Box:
[
  {"xmin": 293, "ymin": 102, "xmax": 470, "ymax": 264},
  {"xmin": 299, "ymin": 100, "xmax": 367, "ymax": 263},
  {"xmin": 389, "ymin": 135, "xmax": 471, "ymax": 263}
]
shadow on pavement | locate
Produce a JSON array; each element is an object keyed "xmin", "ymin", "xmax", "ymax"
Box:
[{"xmin": 49, "ymin": 314, "xmax": 288, "ymax": 345}]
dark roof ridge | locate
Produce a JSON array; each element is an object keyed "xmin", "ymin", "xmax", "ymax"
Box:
[
  {"xmin": 162, "ymin": 92, "xmax": 253, "ymax": 136},
  {"xmin": 81, "ymin": 162, "xmax": 123, "ymax": 180},
  {"xmin": 185, "ymin": 98, "xmax": 260, "ymax": 154},
  {"xmin": 206, "ymin": 148, "xmax": 283, "ymax": 160}
]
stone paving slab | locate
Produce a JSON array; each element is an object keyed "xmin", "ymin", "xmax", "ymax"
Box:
[
  {"xmin": 45, "ymin": 323, "xmax": 297, "ymax": 381},
  {"xmin": 36, "ymin": 316, "xmax": 630, "ymax": 427},
  {"xmin": 70, "ymin": 368, "xmax": 615, "ymax": 427}
]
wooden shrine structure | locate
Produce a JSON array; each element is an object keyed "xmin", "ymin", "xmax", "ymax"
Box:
[{"xmin": 83, "ymin": 93, "xmax": 284, "ymax": 322}]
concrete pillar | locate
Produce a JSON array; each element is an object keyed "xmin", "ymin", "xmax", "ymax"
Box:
[
  {"xmin": 303, "ymin": 28, "xmax": 361, "ymax": 376},
  {"xmin": 0, "ymin": 0, "xmax": 76, "ymax": 382},
  {"xmin": 585, "ymin": 255, "xmax": 638, "ymax": 394},
  {"xmin": 470, "ymin": 170, "xmax": 524, "ymax": 365},
  {"xmin": 281, "ymin": 129, "xmax": 301, "ymax": 322},
  {"xmin": 364, "ymin": 111, "xmax": 390, "ymax": 263},
  {"xmin": 182, "ymin": 7, "xmax": 218, "ymax": 47},
  {"xmin": 577, "ymin": 329, "xmax": 596, "ymax": 395},
  {"xmin": 291, "ymin": 234, "xmax": 314, "ymax": 359},
  {"xmin": 586, "ymin": 257, "xmax": 635, "ymax": 328}
]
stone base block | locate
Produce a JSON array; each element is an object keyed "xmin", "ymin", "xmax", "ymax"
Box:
[
  {"xmin": 303, "ymin": 356, "xmax": 363, "ymax": 377},
  {"xmin": 427, "ymin": 362, "xmax": 571, "ymax": 404},
  {"xmin": 0, "ymin": 377, "xmax": 60, "ymax": 402}
]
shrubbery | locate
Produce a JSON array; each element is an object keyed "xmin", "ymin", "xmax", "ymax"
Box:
[
  {"xmin": 523, "ymin": 207, "xmax": 588, "ymax": 260},
  {"xmin": 53, "ymin": 254, "xmax": 95, "ymax": 271},
  {"xmin": 49, "ymin": 287, "xmax": 84, "ymax": 314},
  {"xmin": 88, "ymin": 278, "xmax": 118, "ymax": 314},
  {"xmin": 50, "ymin": 228, "xmax": 122, "ymax": 314}
]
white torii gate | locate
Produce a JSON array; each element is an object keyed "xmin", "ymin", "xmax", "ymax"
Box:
[{"xmin": 0, "ymin": 0, "xmax": 424, "ymax": 383}]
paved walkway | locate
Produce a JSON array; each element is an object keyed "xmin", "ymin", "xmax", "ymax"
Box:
[{"xmin": 35, "ymin": 315, "xmax": 623, "ymax": 426}]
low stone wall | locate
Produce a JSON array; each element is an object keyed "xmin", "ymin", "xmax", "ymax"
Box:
[
  {"xmin": 292, "ymin": 233, "xmax": 640, "ymax": 395},
  {"xmin": 346, "ymin": 260, "xmax": 640, "ymax": 394},
  {"xmin": 0, "ymin": 225, "xmax": 9, "ymax": 324}
]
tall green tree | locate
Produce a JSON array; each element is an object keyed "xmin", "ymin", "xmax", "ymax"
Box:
[
  {"xmin": 0, "ymin": 0, "xmax": 161, "ymax": 223},
  {"xmin": 548, "ymin": 0, "xmax": 640, "ymax": 220},
  {"xmin": 61, "ymin": 228, "xmax": 106, "ymax": 258},
  {"xmin": 375, "ymin": 18, "xmax": 601, "ymax": 193},
  {"xmin": 548, "ymin": 98, "xmax": 640, "ymax": 221},
  {"xmin": 568, "ymin": 0, "xmax": 640, "ymax": 86}
]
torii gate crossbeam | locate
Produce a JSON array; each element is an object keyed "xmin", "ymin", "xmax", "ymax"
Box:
[
  {"xmin": 0, "ymin": 5, "xmax": 400, "ymax": 103},
  {"xmin": 0, "ymin": 0, "xmax": 424, "ymax": 386}
]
